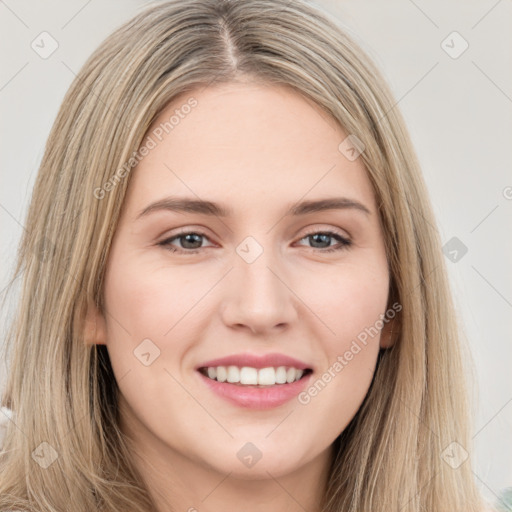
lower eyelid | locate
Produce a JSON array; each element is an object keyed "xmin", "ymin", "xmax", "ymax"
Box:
[
  {"xmin": 299, "ymin": 231, "xmax": 352, "ymax": 253},
  {"xmin": 159, "ymin": 233, "xmax": 213, "ymax": 251},
  {"xmin": 158, "ymin": 230, "xmax": 351, "ymax": 252}
]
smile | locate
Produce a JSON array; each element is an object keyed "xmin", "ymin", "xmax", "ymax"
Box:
[
  {"xmin": 196, "ymin": 367, "xmax": 313, "ymax": 409},
  {"xmin": 198, "ymin": 365, "xmax": 312, "ymax": 386}
]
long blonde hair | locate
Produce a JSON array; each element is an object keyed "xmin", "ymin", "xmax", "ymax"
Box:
[{"xmin": 0, "ymin": 0, "xmax": 484, "ymax": 510}]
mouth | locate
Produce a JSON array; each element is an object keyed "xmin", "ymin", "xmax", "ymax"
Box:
[
  {"xmin": 194, "ymin": 352, "xmax": 315, "ymax": 408},
  {"xmin": 197, "ymin": 365, "xmax": 313, "ymax": 387},
  {"xmin": 196, "ymin": 365, "xmax": 314, "ymax": 409}
]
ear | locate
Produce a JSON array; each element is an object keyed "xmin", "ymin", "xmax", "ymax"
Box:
[
  {"xmin": 84, "ymin": 301, "xmax": 107, "ymax": 346},
  {"xmin": 379, "ymin": 318, "xmax": 397, "ymax": 349}
]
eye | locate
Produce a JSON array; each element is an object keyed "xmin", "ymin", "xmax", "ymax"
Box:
[
  {"xmin": 158, "ymin": 231, "xmax": 213, "ymax": 253},
  {"xmin": 157, "ymin": 228, "xmax": 352, "ymax": 254},
  {"xmin": 296, "ymin": 230, "xmax": 352, "ymax": 253}
]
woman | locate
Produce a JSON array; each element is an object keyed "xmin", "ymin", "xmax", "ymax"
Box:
[{"xmin": 0, "ymin": 0, "xmax": 486, "ymax": 510}]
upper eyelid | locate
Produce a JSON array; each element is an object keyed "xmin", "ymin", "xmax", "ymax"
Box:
[
  {"xmin": 159, "ymin": 225, "xmax": 350, "ymax": 238},
  {"xmin": 159, "ymin": 226, "xmax": 351, "ymax": 248},
  {"xmin": 299, "ymin": 225, "xmax": 351, "ymax": 240}
]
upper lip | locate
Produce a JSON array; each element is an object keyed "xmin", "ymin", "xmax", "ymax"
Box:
[{"xmin": 196, "ymin": 352, "xmax": 312, "ymax": 371}]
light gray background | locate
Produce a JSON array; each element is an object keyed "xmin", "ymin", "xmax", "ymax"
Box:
[{"xmin": 1, "ymin": 0, "xmax": 511, "ymax": 506}]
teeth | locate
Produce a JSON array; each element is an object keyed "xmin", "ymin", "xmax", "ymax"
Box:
[
  {"xmin": 216, "ymin": 366, "xmax": 227, "ymax": 382},
  {"xmin": 258, "ymin": 367, "xmax": 276, "ymax": 386},
  {"xmin": 226, "ymin": 366, "xmax": 240, "ymax": 383},
  {"xmin": 240, "ymin": 366, "xmax": 258, "ymax": 385},
  {"xmin": 201, "ymin": 365, "xmax": 306, "ymax": 386},
  {"xmin": 275, "ymin": 366, "xmax": 287, "ymax": 384}
]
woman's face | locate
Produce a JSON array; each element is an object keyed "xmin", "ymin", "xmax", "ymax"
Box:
[{"xmin": 91, "ymin": 82, "xmax": 392, "ymax": 482}]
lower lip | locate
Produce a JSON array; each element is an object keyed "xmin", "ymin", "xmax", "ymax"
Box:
[{"xmin": 197, "ymin": 371, "xmax": 312, "ymax": 410}]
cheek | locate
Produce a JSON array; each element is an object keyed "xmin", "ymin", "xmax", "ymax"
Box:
[
  {"xmin": 335, "ymin": 277, "xmax": 387, "ymax": 346},
  {"xmin": 100, "ymin": 255, "xmax": 207, "ymax": 424},
  {"xmin": 103, "ymin": 252, "xmax": 211, "ymax": 342},
  {"xmin": 101, "ymin": 251, "xmax": 224, "ymax": 398},
  {"xmin": 296, "ymin": 262, "xmax": 388, "ymax": 431},
  {"xmin": 301, "ymin": 258, "xmax": 389, "ymax": 348}
]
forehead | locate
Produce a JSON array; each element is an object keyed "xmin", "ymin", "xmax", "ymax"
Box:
[{"xmin": 125, "ymin": 82, "xmax": 376, "ymax": 216}]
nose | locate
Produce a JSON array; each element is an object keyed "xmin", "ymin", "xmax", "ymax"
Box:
[{"xmin": 219, "ymin": 244, "xmax": 298, "ymax": 336}]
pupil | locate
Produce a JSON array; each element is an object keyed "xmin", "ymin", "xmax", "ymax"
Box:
[
  {"xmin": 183, "ymin": 233, "xmax": 202, "ymax": 248},
  {"xmin": 311, "ymin": 234, "xmax": 330, "ymax": 248}
]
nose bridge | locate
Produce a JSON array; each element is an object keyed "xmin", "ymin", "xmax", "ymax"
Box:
[{"xmin": 221, "ymin": 235, "xmax": 297, "ymax": 332}]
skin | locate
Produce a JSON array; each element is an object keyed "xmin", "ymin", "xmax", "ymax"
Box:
[{"xmin": 86, "ymin": 81, "xmax": 394, "ymax": 512}]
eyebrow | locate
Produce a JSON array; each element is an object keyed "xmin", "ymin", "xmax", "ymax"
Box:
[{"xmin": 136, "ymin": 196, "xmax": 371, "ymax": 219}]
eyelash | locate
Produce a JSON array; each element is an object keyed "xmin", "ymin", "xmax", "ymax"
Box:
[{"xmin": 157, "ymin": 228, "xmax": 352, "ymax": 254}]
